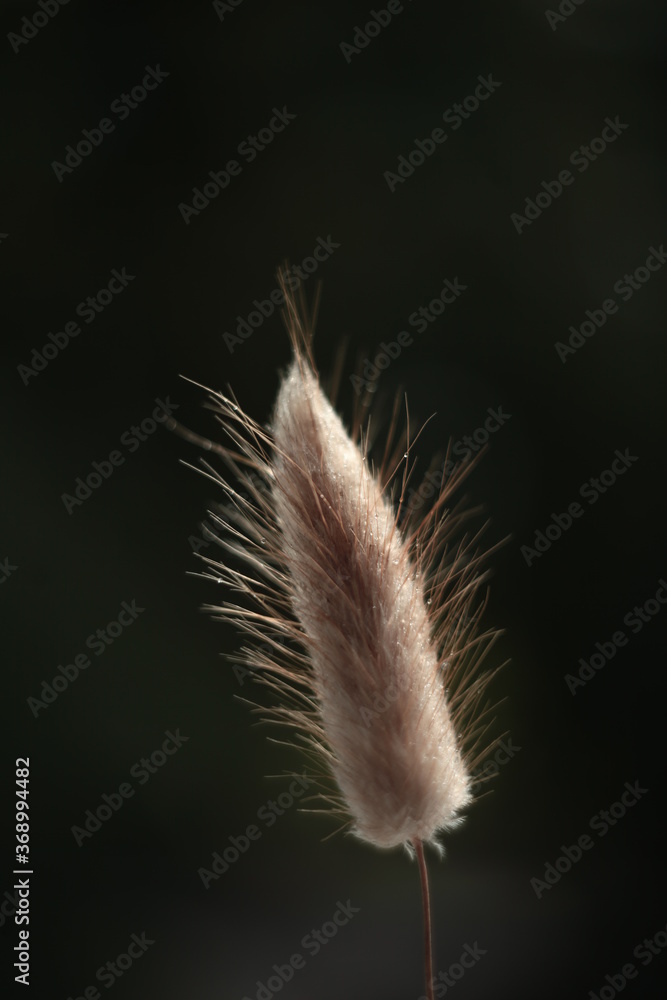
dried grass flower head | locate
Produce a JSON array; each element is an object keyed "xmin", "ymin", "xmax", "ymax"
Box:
[
  {"xmin": 188, "ymin": 274, "xmax": 501, "ymax": 858},
  {"xmin": 182, "ymin": 273, "xmax": 503, "ymax": 999}
]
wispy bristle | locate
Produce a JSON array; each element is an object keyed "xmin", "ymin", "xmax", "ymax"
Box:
[{"xmin": 193, "ymin": 274, "xmax": 500, "ymax": 851}]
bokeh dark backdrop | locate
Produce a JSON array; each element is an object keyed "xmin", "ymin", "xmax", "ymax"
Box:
[{"xmin": 2, "ymin": 2, "xmax": 667, "ymax": 998}]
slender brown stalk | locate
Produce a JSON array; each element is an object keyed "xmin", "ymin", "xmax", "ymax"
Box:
[{"xmin": 413, "ymin": 838, "xmax": 434, "ymax": 1000}]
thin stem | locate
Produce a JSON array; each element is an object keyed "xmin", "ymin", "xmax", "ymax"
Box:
[{"xmin": 413, "ymin": 838, "xmax": 434, "ymax": 1000}]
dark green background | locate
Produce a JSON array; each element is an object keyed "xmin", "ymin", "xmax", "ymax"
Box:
[{"xmin": 2, "ymin": 1, "xmax": 666, "ymax": 997}]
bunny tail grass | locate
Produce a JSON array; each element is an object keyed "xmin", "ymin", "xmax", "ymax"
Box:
[{"xmin": 191, "ymin": 270, "xmax": 501, "ymax": 852}]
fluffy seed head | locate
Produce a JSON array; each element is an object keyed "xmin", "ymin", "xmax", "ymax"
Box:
[{"xmin": 192, "ymin": 278, "xmax": 499, "ymax": 852}]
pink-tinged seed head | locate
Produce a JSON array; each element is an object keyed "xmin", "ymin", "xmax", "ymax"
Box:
[
  {"xmin": 271, "ymin": 361, "xmax": 472, "ymax": 847},
  {"xmin": 194, "ymin": 276, "xmax": 500, "ymax": 853}
]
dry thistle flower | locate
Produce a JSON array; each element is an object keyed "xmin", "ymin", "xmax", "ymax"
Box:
[{"xmin": 181, "ymin": 274, "xmax": 501, "ymax": 999}]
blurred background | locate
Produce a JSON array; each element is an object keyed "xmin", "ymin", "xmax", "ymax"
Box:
[{"xmin": 2, "ymin": 1, "xmax": 667, "ymax": 997}]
